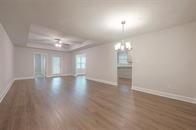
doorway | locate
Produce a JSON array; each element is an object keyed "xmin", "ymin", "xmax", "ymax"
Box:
[
  {"xmin": 117, "ymin": 51, "xmax": 132, "ymax": 88},
  {"xmin": 34, "ymin": 53, "xmax": 46, "ymax": 78}
]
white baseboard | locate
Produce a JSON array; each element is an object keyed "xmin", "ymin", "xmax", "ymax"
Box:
[
  {"xmin": 132, "ymin": 86, "xmax": 196, "ymax": 104},
  {"xmin": 15, "ymin": 76, "xmax": 34, "ymax": 81},
  {"xmin": 0, "ymin": 79, "xmax": 15, "ymax": 103},
  {"xmin": 61, "ymin": 74, "xmax": 75, "ymax": 77},
  {"xmin": 86, "ymin": 77, "xmax": 117, "ymax": 86},
  {"xmin": 15, "ymin": 74, "xmax": 74, "ymax": 79},
  {"xmin": 47, "ymin": 74, "xmax": 74, "ymax": 78},
  {"xmin": 75, "ymin": 73, "xmax": 85, "ymax": 76}
]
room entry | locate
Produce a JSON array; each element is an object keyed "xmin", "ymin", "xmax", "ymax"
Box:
[
  {"xmin": 75, "ymin": 54, "xmax": 86, "ymax": 76},
  {"xmin": 117, "ymin": 51, "xmax": 132, "ymax": 87},
  {"xmin": 34, "ymin": 53, "xmax": 46, "ymax": 78}
]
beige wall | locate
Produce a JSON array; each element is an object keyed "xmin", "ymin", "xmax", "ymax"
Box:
[
  {"xmin": 72, "ymin": 43, "xmax": 118, "ymax": 85},
  {"xmin": 14, "ymin": 46, "xmax": 73, "ymax": 78},
  {"xmin": 132, "ymin": 22, "xmax": 196, "ymax": 99},
  {"xmin": 0, "ymin": 23, "xmax": 14, "ymax": 102}
]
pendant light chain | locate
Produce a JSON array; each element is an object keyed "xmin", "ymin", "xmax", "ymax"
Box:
[{"xmin": 121, "ymin": 21, "xmax": 125, "ymax": 45}]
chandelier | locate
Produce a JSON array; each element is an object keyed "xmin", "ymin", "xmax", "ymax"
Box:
[{"xmin": 114, "ymin": 21, "xmax": 132, "ymax": 51}]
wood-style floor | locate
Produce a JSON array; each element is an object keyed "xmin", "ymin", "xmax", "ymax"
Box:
[
  {"xmin": 118, "ymin": 78, "xmax": 132, "ymax": 87},
  {"xmin": 0, "ymin": 76, "xmax": 196, "ymax": 130}
]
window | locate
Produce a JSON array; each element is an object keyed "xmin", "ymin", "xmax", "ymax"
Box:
[
  {"xmin": 76, "ymin": 55, "xmax": 86, "ymax": 69},
  {"xmin": 52, "ymin": 56, "xmax": 61, "ymax": 74},
  {"xmin": 118, "ymin": 52, "xmax": 129, "ymax": 65}
]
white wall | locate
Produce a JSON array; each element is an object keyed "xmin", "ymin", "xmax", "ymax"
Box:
[
  {"xmin": 14, "ymin": 46, "xmax": 73, "ymax": 78},
  {"xmin": 0, "ymin": 22, "xmax": 14, "ymax": 102},
  {"xmin": 131, "ymin": 22, "xmax": 196, "ymax": 100},
  {"xmin": 72, "ymin": 43, "xmax": 118, "ymax": 85}
]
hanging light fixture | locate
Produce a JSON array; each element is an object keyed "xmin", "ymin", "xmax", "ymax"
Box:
[
  {"xmin": 114, "ymin": 21, "xmax": 132, "ymax": 51},
  {"xmin": 54, "ymin": 39, "xmax": 62, "ymax": 48}
]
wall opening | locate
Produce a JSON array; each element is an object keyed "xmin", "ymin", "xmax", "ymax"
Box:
[{"xmin": 117, "ymin": 51, "xmax": 132, "ymax": 88}]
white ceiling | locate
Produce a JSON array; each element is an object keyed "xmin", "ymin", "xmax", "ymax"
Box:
[
  {"xmin": 27, "ymin": 24, "xmax": 94, "ymax": 51},
  {"xmin": 0, "ymin": 0, "xmax": 196, "ymax": 51}
]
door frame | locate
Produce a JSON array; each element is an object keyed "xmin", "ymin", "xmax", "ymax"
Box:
[{"xmin": 33, "ymin": 52, "xmax": 48, "ymax": 78}]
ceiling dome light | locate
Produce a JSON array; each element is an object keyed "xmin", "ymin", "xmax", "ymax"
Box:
[
  {"xmin": 125, "ymin": 42, "xmax": 131, "ymax": 50},
  {"xmin": 115, "ymin": 42, "xmax": 121, "ymax": 50}
]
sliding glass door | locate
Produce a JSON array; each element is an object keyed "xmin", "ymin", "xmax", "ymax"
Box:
[
  {"xmin": 75, "ymin": 54, "xmax": 86, "ymax": 75},
  {"xmin": 52, "ymin": 56, "xmax": 61, "ymax": 75},
  {"xmin": 34, "ymin": 53, "xmax": 46, "ymax": 78}
]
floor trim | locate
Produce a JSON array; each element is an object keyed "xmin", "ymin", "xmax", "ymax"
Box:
[
  {"xmin": 15, "ymin": 76, "xmax": 34, "ymax": 81},
  {"xmin": 47, "ymin": 74, "xmax": 74, "ymax": 78},
  {"xmin": 75, "ymin": 73, "xmax": 85, "ymax": 76},
  {"xmin": 86, "ymin": 77, "xmax": 117, "ymax": 86},
  {"xmin": 132, "ymin": 86, "xmax": 196, "ymax": 104},
  {"xmin": 0, "ymin": 79, "xmax": 15, "ymax": 103}
]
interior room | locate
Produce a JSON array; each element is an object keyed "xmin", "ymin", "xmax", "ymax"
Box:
[{"xmin": 0, "ymin": 0, "xmax": 196, "ymax": 129}]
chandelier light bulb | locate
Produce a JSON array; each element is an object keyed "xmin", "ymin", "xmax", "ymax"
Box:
[
  {"xmin": 115, "ymin": 43, "xmax": 121, "ymax": 50},
  {"xmin": 120, "ymin": 45, "xmax": 125, "ymax": 51},
  {"xmin": 125, "ymin": 42, "xmax": 131, "ymax": 50}
]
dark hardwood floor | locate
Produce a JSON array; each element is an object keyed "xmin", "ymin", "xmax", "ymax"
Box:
[{"xmin": 0, "ymin": 76, "xmax": 196, "ymax": 130}]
